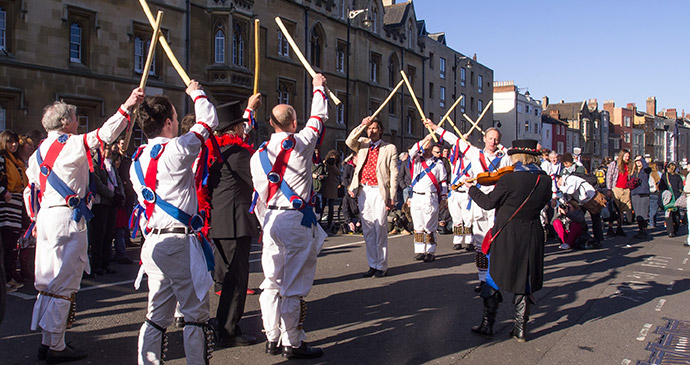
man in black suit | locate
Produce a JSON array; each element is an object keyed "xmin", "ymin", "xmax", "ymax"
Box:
[{"xmin": 208, "ymin": 94, "xmax": 261, "ymax": 347}]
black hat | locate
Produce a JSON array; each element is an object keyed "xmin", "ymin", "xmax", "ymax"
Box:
[
  {"xmin": 216, "ymin": 101, "xmax": 245, "ymax": 132},
  {"xmin": 507, "ymin": 139, "xmax": 540, "ymax": 156}
]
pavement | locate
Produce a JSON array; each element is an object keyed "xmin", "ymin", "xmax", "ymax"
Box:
[{"xmin": 1, "ymin": 222, "xmax": 690, "ymax": 364}]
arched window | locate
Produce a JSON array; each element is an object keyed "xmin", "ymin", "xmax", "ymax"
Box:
[
  {"xmin": 215, "ymin": 29, "xmax": 225, "ymax": 63},
  {"xmin": 233, "ymin": 23, "xmax": 245, "ymax": 67},
  {"xmin": 70, "ymin": 22, "xmax": 82, "ymax": 62},
  {"xmin": 388, "ymin": 53, "xmax": 399, "ymax": 88},
  {"xmin": 310, "ymin": 25, "xmax": 324, "ymax": 69},
  {"xmin": 0, "ymin": 7, "xmax": 6, "ymax": 51}
]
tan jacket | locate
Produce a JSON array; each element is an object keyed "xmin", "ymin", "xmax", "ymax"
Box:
[{"xmin": 346, "ymin": 123, "xmax": 399, "ymax": 202}]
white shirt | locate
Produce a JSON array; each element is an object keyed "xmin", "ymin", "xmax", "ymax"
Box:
[
  {"xmin": 435, "ymin": 127, "xmax": 511, "ymax": 195},
  {"xmin": 24, "ymin": 105, "xmax": 131, "ymax": 216},
  {"xmin": 408, "ymin": 143, "xmax": 447, "ymax": 195},
  {"xmin": 130, "ymin": 90, "xmax": 218, "ymax": 229},
  {"xmin": 250, "ymin": 86, "xmax": 328, "ymax": 224},
  {"xmin": 559, "ymin": 174, "xmax": 595, "ymax": 203},
  {"xmin": 541, "ymin": 160, "xmax": 563, "ymax": 196}
]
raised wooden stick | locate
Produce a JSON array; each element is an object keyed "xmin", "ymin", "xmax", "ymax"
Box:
[
  {"xmin": 463, "ymin": 100, "xmax": 494, "ymax": 138},
  {"xmin": 371, "ymin": 79, "xmax": 404, "ymax": 120},
  {"xmin": 138, "ymin": 0, "xmax": 191, "ymax": 86},
  {"xmin": 275, "ymin": 17, "xmax": 341, "ymax": 105},
  {"xmin": 400, "ymin": 70, "xmax": 438, "ymax": 143},
  {"xmin": 437, "ymin": 94, "xmax": 464, "ymax": 129},
  {"xmin": 123, "ymin": 10, "xmax": 163, "ymax": 150},
  {"xmin": 253, "ymin": 19, "xmax": 260, "ymax": 95}
]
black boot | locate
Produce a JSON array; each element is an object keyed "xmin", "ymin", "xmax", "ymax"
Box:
[
  {"xmin": 471, "ymin": 286, "xmax": 502, "ymax": 338},
  {"xmin": 633, "ymin": 218, "xmax": 648, "ymax": 239},
  {"xmin": 511, "ymin": 294, "xmax": 531, "ymax": 342}
]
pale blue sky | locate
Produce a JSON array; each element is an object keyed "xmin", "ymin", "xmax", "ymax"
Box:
[{"xmin": 414, "ymin": 0, "xmax": 690, "ymax": 115}]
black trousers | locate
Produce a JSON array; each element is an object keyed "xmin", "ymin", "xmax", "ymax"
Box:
[
  {"xmin": 666, "ymin": 209, "xmax": 681, "ymax": 235},
  {"xmin": 88, "ymin": 204, "xmax": 116, "ymax": 271},
  {"xmin": 214, "ymin": 236, "xmax": 251, "ymax": 339}
]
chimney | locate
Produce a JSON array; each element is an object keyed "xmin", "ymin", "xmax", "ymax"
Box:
[
  {"xmin": 646, "ymin": 96, "xmax": 657, "ymax": 115},
  {"xmin": 666, "ymin": 108, "xmax": 678, "ymax": 119},
  {"xmin": 603, "ymin": 100, "xmax": 615, "ymax": 114},
  {"xmin": 626, "ymin": 103, "xmax": 635, "ymax": 110},
  {"xmin": 542, "ymin": 96, "xmax": 549, "ymax": 109},
  {"xmin": 588, "ymin": 98, "xmax": 598, "ymax": 110},
  {"xmin": 473, "ymin": 53, "xmax": 477, "ymax": 61}
]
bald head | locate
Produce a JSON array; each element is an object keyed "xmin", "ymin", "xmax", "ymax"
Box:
[{"xmin": 271, "ymin": 104, "xmax": 297, "ymax": 132}]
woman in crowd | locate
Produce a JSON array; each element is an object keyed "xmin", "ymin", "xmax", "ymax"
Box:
[
  {"xmin": 606, "ymin": 149, "xmax": 632, "ymax": 235},
  {"xmin": 465, "ymin": 139, "xmax": 552, "ymax": 343},
  {"xmin": 659, "ymin": 162, "xmax": 683, "ymax": 237},
  {"xmin": 321, "ymin": 150, "xmax": 341, "ymax": 233},
  {"xmin": 553, "ymin": 200, "xmax": 585, "ymax": 250},
  {"xmin": 0, "ymin": 130, "xmax": 28, "ymax": 291},
  {"xmin": 629, "ymin": 155, "xmax": 652, "ymax": 238}
]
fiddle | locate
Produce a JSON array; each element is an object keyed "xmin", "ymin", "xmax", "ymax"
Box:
[{"xmin": 451, "ymin": 165, "xmax": 515, "ymax": 190}]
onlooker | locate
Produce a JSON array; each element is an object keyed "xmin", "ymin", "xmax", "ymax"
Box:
[
  {"xmin": 561, "ymin": 153, "xmax": 586, "ymax": 175},
  {"xmin": 648, "ymin": 161, "xmax": 662, "ymax": 228},
  {"xmin": 110, "ymin": 152, "xmax": 132, "ymax": 264},
  {"xmin": 630, "ymin": 155, "xmax": 651, "ymax": 238},
  {"xmin": 659, "ymin": 162, "xmax": 683, "ymax": 237},
  {"xmin": 0, "ymin": 130, "xmax": 28, "ymax": 291},
  {"xmin": 606, "ymin": 149, "xmax": 632, "ymax": 234},
  {"xmin": 312, "ymin": 149, "xmax": 326, "ymax": 217},
  {"xmin": 397, "ymin": 151, "xmax": 412, "ymax": 210},
  {"xmin": 341, "ymin": 154, "xmax": 360, "ymax": 234},
  {"xmin": 555, "ymin": 173, "xmax": 603, "ymax": 247},
  {"xmin": 553, "ymin": 200, "xmax": 585, "ymax": 250},
  {"xmin": 321, "ymin": 150, "xmax": 341, "ymax": 233},
  {"xmin": 88, "ymin": 145, "xmax": 118, "ymax": 276},
  {"xmin": 16, "ymin": 135, "xmax": 37, "ymax": 282}
]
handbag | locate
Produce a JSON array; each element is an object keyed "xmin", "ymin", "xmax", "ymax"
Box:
[
  {"xmin": 582, "ymin": 191, "xmax": 607, "ymax": 215},
  {"xmin": 674, "ymin": 193, "xmax": 687, "ymax": 209},
  {"xmin": 481, "ymin": 175, "xmax": 542, "ymax": 254},
  {"xmin": 662, "ymin": 174, "xmax": 677, "ymax": 210},
  {"xmin": 626, "ymin": 177, "xmax": 641, "ymax": 190}
]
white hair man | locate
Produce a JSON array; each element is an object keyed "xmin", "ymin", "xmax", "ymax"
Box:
[
  {"xmin": 24, "ymin": 88, "xmax": 144, "ymax": 363},
  {"xmin": 424, "ymin": 119, "xmax": 511, "ymax": 293}
]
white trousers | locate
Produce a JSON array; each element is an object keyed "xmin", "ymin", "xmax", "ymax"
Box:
[
  {"xmin": 357, "ymin": 186, "xmax": 389, "ymax": 271},
  {"xmin": 259, "ymin": 210, "xmax": 325, "ymax": 347},
  {"xmin": 411, "ymin": 192, "xmax": 439, "ymax": 254},
  {"xmin": 448, "ymin": 191, "xmax": 474, "ymax": 245},
  {"xmin": 137, "ymin": 233, "xmax": 211, "ymax": 365},
  {"xmin": 32, "ymin": 207, "xmax": 89, "ymax": 351},
  {"xmin": 472, "ymin": 211, "xmax": 494, "ymax": 282}
]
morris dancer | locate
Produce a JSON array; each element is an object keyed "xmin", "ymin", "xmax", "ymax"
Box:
[
  {"xmin": 25, "ymin": 88, "xmax": 144, "ymax": 363},
  {"xmin": 250, "ymin": 74, "xmax": 328, "ymax": 359},
  {"xmin": 408, "ymin": 134, "xmax": 447, "ymax": 262},
  {"xmin": 346, "ymin": 117, "xmax": 398, "ymax": 277},
  {"xmin": 425, "ymin": 119, "xmax": 511, "ymax": 292},
  {"xmin": 132, "ymin": 80, "xmax": 218, "ymax": 365}
]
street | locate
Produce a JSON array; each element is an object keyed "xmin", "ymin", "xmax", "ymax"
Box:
[{"xmin": 1, "ymin": 224, "xmax": 689, "ymax": 364}]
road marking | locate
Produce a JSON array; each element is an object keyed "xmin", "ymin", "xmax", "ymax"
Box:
[
  {"xmin": 655, "ymin": 299, "xmax": 666, "ymax": 312},
  {"xmin": 621, "ymin": 359, "xmax": 631, "ymax": 365},
  {"xmin": 7, "ymin": 291, "xmax": 35, "ymax": 300},
  {"xmin": 637, "ymin": 323, "xmax": 652, "ymax": 341},
  {"xmin": 668, "ymin": 281, "xmax": 675, "ymax": 291},
  {"xmin": 683, "ymin": 258, "xmax": 688, "ymax": 265}
]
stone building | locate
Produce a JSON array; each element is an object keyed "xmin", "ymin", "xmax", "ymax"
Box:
[
  {"xmin": 0, "ymin": 0, "xmax": 494, "ymax": 156},
  {"xmin": 543, "ymin": 98, "xmax": 601, "ymax": 169},
  {"xmin": 493, "ymin": 81, "xmax": 541, "ymax": 144}
]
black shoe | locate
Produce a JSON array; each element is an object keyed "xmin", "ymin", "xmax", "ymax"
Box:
[
  {"xmin": 414, "ymin": 253, "xmax": 425, "ymax": 261},
  {"xmin": 423, "ymin": 253, "xmax": 435, "ymax": 262},
  {"xmin": 38, "ymin": 344, "xmax": 49, "ymax": 360},
  {"xmin": 174, "ymin": 316, "xmax": 185, "ymax": 328},
  {"xmin": 104, "ymin": 267, "xmax": 117, "ymax": 274},
  {"xmin": 373, "ymin": 269, "xmax": 387, "ymax": 278},
  {"xmin": 266, "ymin": 341, "xmax": 281, "ymax": 355},
  {"xmin": 362, "ymin": 268, "xmax": 376, "ymax": 278},
  {"xmin": 616, "ymin": 228, "xmax": 626, "ymax": 237},
  {"xmin": 474, "ymin": 281, "xmax": 485, "ymax": 293},
  {"xmin": 216, "ymin": 333, "xmax": 258, "ymax": 348},
  {"xmin": 46, "ymin": 344, "xmax": 87, "ymax": 364},
  {"xmin": 282, "ymin": 342, "xmax": 324, "ymax": 360},
  {"xmin": 453, "ymin": 244, "xmax": 462, "ymax": 250},
  {"xmin": 465, "ymin": 244, "xmax": 475, "ymax": 252},
  {"xmin": 669, "ymin": 232, "xmax": 676, "ymax": 238}
]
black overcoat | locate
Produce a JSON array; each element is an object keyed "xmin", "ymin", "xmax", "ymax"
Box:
[
  {"xmin": 208, "ymin": 143, "xmax": 258, "ymax": 239},
  {"xmin": 468, "ymin": 170, "xmax": 552, "ymax": 294}
]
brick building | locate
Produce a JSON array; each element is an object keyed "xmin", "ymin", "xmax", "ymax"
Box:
[{"xmin": 0, "ymin": 0, "xmax": 494, "ymax": 155}]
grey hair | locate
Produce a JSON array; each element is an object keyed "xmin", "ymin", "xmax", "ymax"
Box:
[{"xmin": 41, "ymin": 101, "xmax": 77, "ymax": 132}]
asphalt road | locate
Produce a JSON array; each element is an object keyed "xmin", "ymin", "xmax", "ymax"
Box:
[{"xmin": 1, "ymin": 223, "xmax": 690, "ymax": 364}]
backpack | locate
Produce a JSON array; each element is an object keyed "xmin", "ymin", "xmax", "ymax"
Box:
[
  {"xmin": 595, "ymin": 169, "xmax": 606, "ymax": 185},
  {"xmin": 571, "ymin": 171, "xmax": 598, "ymax": 187}
]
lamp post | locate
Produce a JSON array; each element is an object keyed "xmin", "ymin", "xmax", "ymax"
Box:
[{"xmin": 346, "ymin": 9, "xmax": 372, "ymax": 131}]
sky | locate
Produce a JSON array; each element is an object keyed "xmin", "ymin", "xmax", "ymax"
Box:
[{"xmin": 413, "ymin": 0, "xmax": 690, "ymax": 115}]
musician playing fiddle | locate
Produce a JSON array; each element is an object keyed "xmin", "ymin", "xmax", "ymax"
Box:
[{"xmin": 424, "ymin": 119, "xmax": 510, "ymax": 293}]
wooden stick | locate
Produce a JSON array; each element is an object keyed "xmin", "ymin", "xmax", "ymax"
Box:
[
  {"xmin": 253, "ymin": 19, "xmax": 260, "ymax": 95},
  {"xmin": 444, "ymin": 117, "xmax": 466, "ymax": 143},
  {"xmin": 463, "ymin": 100, "xmax": 493, "ymax": 138},
  {"xmin": 275, "ymin": 17, "xmax": 341, "ymax": 105},
  {"xmin": 437, "ymin": 95, "xmax": 464, "ymax": 129},
  {"xmin": 123, "ymin": 10, "xmax": 163, "ymax": 150},
  {"xmin": 371, "ymin": 79, "xmax": 404, "ymax": 120},
  {"xmin": 138, "ymin": 0, "xmax": 191, "ymax": 86},
  {"xmin": 400, "ymin": 70, "xmax": 438, "ymax": 143}
]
